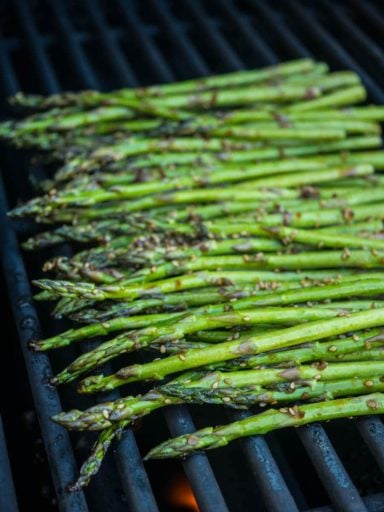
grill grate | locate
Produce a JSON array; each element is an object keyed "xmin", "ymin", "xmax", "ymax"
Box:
[{"xmin": 0, "ymin": 1, "xmax": 384, "ymax": 511}]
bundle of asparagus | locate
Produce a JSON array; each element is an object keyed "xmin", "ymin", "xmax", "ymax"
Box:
[{"xmin": 4, "ymin": 58, "xmax": 384, "ymax": 491}]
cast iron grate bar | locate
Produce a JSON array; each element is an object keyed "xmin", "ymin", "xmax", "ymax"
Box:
[
  {"xmin": 0, "ymin": 29, "xmax": 18, "ymax": 94},
  {"xmin": 0, "ymin": 416, "xmax": 19, "ymax": 512},
  {"xmin": 297, "ymin": 426, "xmax": 367, "ymax": 512},
  {"xmin": 146, "ymin": 3, "xmax": 300, "ymax": 508},
  {"xmin": 147, "ymin": 0, "xmax": 210, "ymax": 78},
  {"xmin": 319, "ymin": 0, "xmax": 384, "ymax": 72},
  {"xmin": 163, "ymin": 407, "xmax": 230, "ymax": 512},
  {"xmin": 0, "ymin": 174, "xmax": 89, "ymax": 512},
  {"xmin": 309, "ymin": 492, "xmax": 384, "ymax": 512},
  {"xmin": 350, "ymin": 0, "xmax": 384, "ymax": 35},
  {"xmin": 182, "ymin": 0, "xmax": 245, "ymax": 71},
  {"xmin": 48, "ymin": 0, "xmax": 99, "ymax": 90},
  {"xmin": 18, "ymin": 1, "xmax": 159, "ymax": 508},
  {"xmin": 82, "ymin": 0, "xmax": 138, "ymax": 88},
  {"xmin": 355, "ymin": 417, "xmax": 384, "ymax": 474},
  {"xmin": 247, "ymin": 0, "xmax": 312, "ymax": 58},
  {"xmin": 13, "ymin": 0, "xmax": 60, "ymax": 93},
  {"xmin": 232, "ymin": 411, "xmax": 299, "ymax": 512},
  {"xmin": 284, "ymin": 0, "xmax": 384, "ymax": 103},
  {"xmin": 0, "ymin": 9, "xmax": 88, "ymax": 509},
  {"xmin": 214, "ymin": 0, "xmax": 279, "ymax": 64},
  {"xmin": 114, "ymin": 0, "xmax": 175, "ymax": 83}
]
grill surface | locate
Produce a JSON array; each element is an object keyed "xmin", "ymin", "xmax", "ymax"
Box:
[{"xmin": 0, "ymin": 1, "xmax": 384, "ymax": 511}]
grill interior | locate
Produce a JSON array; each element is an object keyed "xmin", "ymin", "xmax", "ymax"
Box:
[{"xmin": 0, "ymin": 1, "xmax": 384, "ymax": 511}]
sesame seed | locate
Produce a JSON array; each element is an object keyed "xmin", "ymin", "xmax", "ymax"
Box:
[
  {"xmin": 187, "ymin": 435, "xmax": 199, "ymax": 446},
  {"xmin": 367, "ymin": 399, "xmax": 378, "ymax": 410},
  {"xmin": 341, "ymin": 248, "xmax": 351, "ymax": 260}
]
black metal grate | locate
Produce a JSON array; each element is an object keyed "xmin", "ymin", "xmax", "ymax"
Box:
[
  {"xmin": 0, "ymin": 1, "xmax": 384, "ymax": 511},
  {"xmin": 0, "ymin": 416, "xmax": 18, "ymax": 512}
]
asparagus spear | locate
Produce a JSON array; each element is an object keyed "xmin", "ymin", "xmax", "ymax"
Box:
[
  {"xmin": 49, "ymin": 294, "xmax": 381, "ymax": 384},
  {"xmin": 24, "ymin": 183, "xmax": 383, "ymax": 225},
  {"xmin": 48, "ymin": 270, "xmax": 370, "ymax": 318},
  {"xmin": 48, "ymin": 221, "xmax": 384, "ymax": 275},
  {"xmin": 53, "ymin": 308, "xmax": 348, "ymax": 386},
  {"xmin": 146, "ymin": 393, "xmax": 384, "ymax": 459},
  {"xmin": 7, "ymin": 114, "xmax": 380, "ymax": 156},
  {"xmin": 208, "ymin": 328, "xmax": 384, "ymax": 370},
  {"xmin": 77, "ymin": 308, "xmax": 384, "ymax": 393},
  {"xmin": 210, "ymin": 203, "xmax": 384, "ymax": 230},
  {"xmin": 54, "ymin": 372, "xmax": 384, "ymax": 432},
  {"xmin": 216, "ymin": 106, "xmax": 384, "ymax": 124},
  {"xmin": 67, "ymin": 421, "xmax": 129, "ymax": 492},
  {"xmin": 52, "ymin": 135, "xmax": 381, "ymax": 183},
  {"xmin": 34, "ymin": 277, "xmax": 384, "ymax": 349},
  {"xmin": 64, "ymin": 282, "xmax": 304, "ymax": 323},
  {"xmin": 260, "ymin": 224, "xmax": 384, "ymax": 251},
  {"xmin": 34, "ymin": 164, "xmax": 378, "ymax": 212},
  {"xmin": 106, "ymin": 249, "xmax": 384, "ymax": 283},
  {"xmin": 9, "ymin": 59, "xmax": 317, "ymax": 110},
  {"xmin": 68, "ymin": 299, "xmax": 384, "ymax": 328},
  {"xmin": 60, "ymin": 148, "xmax": 384, "ymax": 190},
  {"xmin": 15, "ymin": 159, "xmax": 332, "ymax": 211},
  {"xmin": 20, "ymin": 209, "xmax": 378, "ymax": 250},
  {"xmin": 110, "ymin": 136, "xmax": 382, "ymax": 172},
  {"xmin": 34, "ymin": 268, "xmax": 371, "ymax": 302},
  {"xmin": 161, "ymin": 360, "xmax": 384, "ymax": 399},
  {"xmin": 287, "ymin": 85, "xmax": 366, "ymax": 112},
  {"xmin": 134, "ymin": 74, "xmax": 360, "ymax": 110},
  {"xmin": 0, "ymin": 106, "xmax": 136, "ymax": 135},
  {"xmin": 331, "ymin": 348, "xmax": 384, "ymax": 362}
]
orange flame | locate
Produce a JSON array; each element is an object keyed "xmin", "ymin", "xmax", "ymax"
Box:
[{"xmin": 167, "ymin": 474, "xmax": 200, "ymax": 511}]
